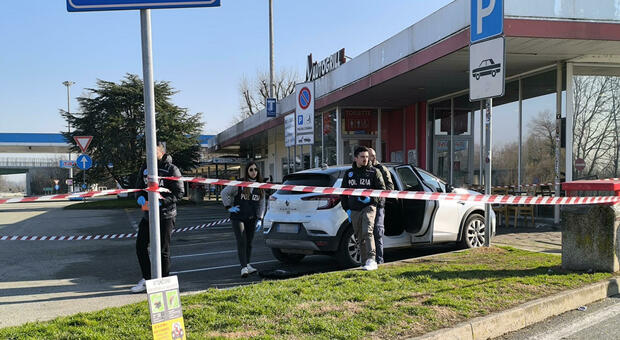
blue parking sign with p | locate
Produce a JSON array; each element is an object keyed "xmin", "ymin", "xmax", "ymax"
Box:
[{"xmin": 470, "ymin": 0, "xmax": 503, "ymax": 43}]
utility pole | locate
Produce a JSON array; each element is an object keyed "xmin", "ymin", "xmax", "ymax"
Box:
[
  {"xmin": 62, "ymin": 81, "xmax": 75, "ymax": 193},
  {"xmin": 269, "ymin": 0, "xmax": 274, "ymax": 98}
]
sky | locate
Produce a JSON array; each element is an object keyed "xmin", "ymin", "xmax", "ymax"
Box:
[{"xmin": 0, "ymin": 0, "xmax": 454, "ymax": 136}]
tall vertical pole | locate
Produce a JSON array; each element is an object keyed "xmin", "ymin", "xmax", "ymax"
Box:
[
  {"xmin": 63, "ymin": 81, "xmax": 75, "ymax": 193},
  {"xmin": 555, "ymin": 62, "xmax": 562, "ymax": 224},
  {"xmin": 479, "ymin": 102, "xmax": 484, "ymax": 186},
  {"xmin": 484, "ymin": 98, "xmax": 492, "ymax": 247},
  {"xmin": 321, "ymin": 113, "xmax": 325, "ymax": 165},
  {"xmin": 140, "ymin": 9, "xmax": 162, "ymax": 279},
  {"xmin": 518, "ymin": 78, "xmax": 523, "ymax": 190},
  {"xmin": 336, "ymin": 107, "xmax": 342, "ymax": 165},
  {"xmin": 566, "ymin": 62, "xmax": 574, "ymax": 182},
  {"xmin": 268, "ymin": 0, "xmax": 274, "ymax": 98}
]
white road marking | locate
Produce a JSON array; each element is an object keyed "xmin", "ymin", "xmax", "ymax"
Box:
[
  {"xmin": 527, "ymin": 301, "xmax": 620, "ymax": 340},
  {"xmin": 172, "ymin": 249, "xmax": 236, "ymax": 259},
  {"xmin": 170, "ymin": 260, "xmax": 278, "ymax": 274}
]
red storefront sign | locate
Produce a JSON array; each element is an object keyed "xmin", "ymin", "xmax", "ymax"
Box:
[{"xmin": 344, "ymin": 109, "xmax": 376, "ymax": 134}]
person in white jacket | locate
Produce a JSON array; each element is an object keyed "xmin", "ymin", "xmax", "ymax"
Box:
[{"xmin": 221, "ymin": 161, "xmax": 266, "ymax": 277}]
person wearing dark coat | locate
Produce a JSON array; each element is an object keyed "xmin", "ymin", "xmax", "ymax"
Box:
[
  {"xmin": 368, "ymin": 148, "xmax": 394, "ymax": 264},
  {"xmin": 221, "ymin": 161, "xmax": 266, "ymax": 278},
  {"xmin": 131, "ymin": 142, "xmax": 184, "ymax": 293},
  {"xmin": 340, "ymin": 146, "xmax": 386, "ymax": 271}
]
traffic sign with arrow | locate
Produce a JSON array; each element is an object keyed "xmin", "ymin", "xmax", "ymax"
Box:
[{"xmin": 76, "ymin": 154, "xmax": 93, "ymax": 170}]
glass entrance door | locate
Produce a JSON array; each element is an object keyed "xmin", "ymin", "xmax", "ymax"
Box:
[{"xmin": 343, "ymin": 138, "xmax": 376, "ymax": 163}]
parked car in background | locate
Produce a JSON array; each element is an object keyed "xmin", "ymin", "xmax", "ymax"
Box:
[{"xmin": 263, "ymin": 164, "xmax": 496, "ymax": 267}]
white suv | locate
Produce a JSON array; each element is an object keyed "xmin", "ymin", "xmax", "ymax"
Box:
[{"xmin": 263, "ymin": 164, "xmax": 495, "ymax": 267}]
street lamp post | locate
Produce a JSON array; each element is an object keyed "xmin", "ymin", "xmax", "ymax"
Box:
[
  {"xmin": 269, "ymin": 0, "xmax": 274, "ymax": 98},
  {"xmin": 62, "ymin": 81, "xmax": 75, "ymax": 193}
]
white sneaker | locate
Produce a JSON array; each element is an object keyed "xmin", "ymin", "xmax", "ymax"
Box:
[
  {"xmin": 363, "ymin": 259, "xmax": 378, "ymax": 271},
  {"xmin": 241, "ymin": 267, "xmax": 249, "ymax": 278},
  {"xmin": 246, "ymin": 264, "xmax": 257, "ymax": 275},
  {"xmin": 130, "ymin": 278, "xmax": 146, "ymax": 293}
]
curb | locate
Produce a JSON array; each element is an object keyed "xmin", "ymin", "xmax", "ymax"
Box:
[{"xmin": 409, "ymin": 276, "xmax": 620, "ymax": 340}]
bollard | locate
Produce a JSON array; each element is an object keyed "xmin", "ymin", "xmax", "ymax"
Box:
[
  {"xmin": 561, "ymin": 179, "xmax": 620, "ymax": 272},
  {"xmin": 561, "ymin": 204, "xmax": 620, "ymax": 272}
]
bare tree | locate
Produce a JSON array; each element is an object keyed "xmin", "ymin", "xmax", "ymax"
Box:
[
  {"xmin": 572, "ymin": 75, "xmax": 620, "ymax": 178},
  {"xmin": 235, "ymin": 68, "xmax": 299, "ymax": 123}
]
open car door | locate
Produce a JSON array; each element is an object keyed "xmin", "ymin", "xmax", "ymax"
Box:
[{"xmin": 392, "ymin": 165, "xmax": 436, "ymax": 236}]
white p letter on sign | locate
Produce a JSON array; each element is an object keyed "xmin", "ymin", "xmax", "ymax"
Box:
[{"xmin": 477, "ymin": 0, "xmax": 495, "ymax": 34}]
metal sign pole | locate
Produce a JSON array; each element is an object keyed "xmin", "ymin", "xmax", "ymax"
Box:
[
  {"xmin": 268, "ymin": 0, "xmax": 274, "ymax": 98},
  {"xmin": 484, "ymin": 98, "xmax": 492, "ymax": 247},
  {"xmin": 554, "ymin": 62, "xmax": 562, "ymax": 225},
  {"xmin": 140, "ymin": 9, "xmax": 162, "ymax": 279}
]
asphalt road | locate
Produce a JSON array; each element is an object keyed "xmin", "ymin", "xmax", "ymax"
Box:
[
  {"xmin": 0, "ymin": 199, "xmax": 455, "ymax": 328},
  {"xmin": 496, "ymin": 295, "xmax": 620, "ymax": 340}
]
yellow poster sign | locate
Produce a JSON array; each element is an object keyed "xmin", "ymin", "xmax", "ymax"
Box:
[
  {"xmin": 152, "ymin": 317, "xmax": 186, "ymax": 340},
  {"xmin": 146, "ymin": 276, "xmax": 187, "ymax": 340}
]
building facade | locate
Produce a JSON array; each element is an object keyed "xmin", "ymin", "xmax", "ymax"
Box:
[{"xmin": 209, "ymin": 0, "xmax": 620, "ymax": 188}]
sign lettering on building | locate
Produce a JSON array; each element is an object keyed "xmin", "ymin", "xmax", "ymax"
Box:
[{"xmin": 305, "ymin": 48, "xmax": 346, "ymax": 82}]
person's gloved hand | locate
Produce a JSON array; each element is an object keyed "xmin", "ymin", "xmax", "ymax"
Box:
[
  {"xmin": 357, "ymin": 196, "xmax": 371, "ymax": 204},
  {"xmin": 346, "ymin": 209, "xmax": 352, "ymax": 223},
  {"xmin": 228, "ymin": 205, "xmax": 240, "ymax": 213},
  {"xmin": 137, "ymin": 196, "xmax": 146, "ymax": 206},
  {"xmin": 255, "ymin": 219, "xmax": 263, "ymax": 232}
]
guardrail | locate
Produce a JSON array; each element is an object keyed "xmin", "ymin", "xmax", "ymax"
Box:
[{"xmin": 0, "ymin": 158, "xmax": 62, "ymax": 168}]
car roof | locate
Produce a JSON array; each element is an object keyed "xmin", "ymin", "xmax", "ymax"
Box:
[{"xmin": 292, "ymin": 163, "xmax": 413, "ymax": 175}]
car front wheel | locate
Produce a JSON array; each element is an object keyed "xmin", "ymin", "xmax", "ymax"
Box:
[
  {"xmin": 336, "ymin": 226, "xmax": 361, "ymax": 268},
  {"xmin": 459, "ymin": 213, "xmax": 486, "ymax": 249},
  {"xmin": 271, "ymin": 248, "xmax": 305, "ymax": 264}
]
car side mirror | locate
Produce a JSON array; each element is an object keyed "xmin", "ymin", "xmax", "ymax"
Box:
[{"xmin": 445, "ymin": 184, "xmax": 454, "ymax": 193}]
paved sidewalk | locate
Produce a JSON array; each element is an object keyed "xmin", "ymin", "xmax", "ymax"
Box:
[{"xmin": 492, "ymin": 224, "xmax": 561, "ymax": 254}]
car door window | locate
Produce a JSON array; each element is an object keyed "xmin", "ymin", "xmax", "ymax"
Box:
[
  {"xmin": 396, "ymin": 167, "xmax": 423, "ymax": 191},
  {"xmin": 417, "ymin": 170, "xmax": 444, "ymax": 193}
]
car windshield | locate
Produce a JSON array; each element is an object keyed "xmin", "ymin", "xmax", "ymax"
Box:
[{"xmin": 276, "ymin": 173, "xmax": 337, "ymax": 195}]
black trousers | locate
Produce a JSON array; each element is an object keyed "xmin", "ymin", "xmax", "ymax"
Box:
[
  {"xmin": 231, "ymin": 218, "xmax": 256, "ymax": 268},
  {"xmin": 136, "ymin": 216, "xmax": 174, "ymax": 279},
  {"xmin": 373, "ymin": 206, "xmax": 385, "ymax": 264}
]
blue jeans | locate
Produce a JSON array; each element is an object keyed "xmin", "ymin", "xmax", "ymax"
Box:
[{"xmin": 373, "ymin": 206, "xmax": 385, "ymax": 264}]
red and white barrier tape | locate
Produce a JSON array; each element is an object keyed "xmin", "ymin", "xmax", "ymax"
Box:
[
  {"xmin": 164, "ymin": 176, "xmax": 620, "ymax": 206},
  {"xmin": 0, "ymin": 218, "xmax": 231, "ymax": 241},
  {"xmin": 478, "ymin": 178, "xmax": 620, "ymax": 190},
  {"xmin": 0, "ymin": 187, "xmax": 168, "ymax": 204}
]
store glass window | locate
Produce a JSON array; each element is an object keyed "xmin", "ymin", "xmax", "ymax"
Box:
[
  {"xmin": 430, "ymin": 99, "xmax": 451, "ymax": 182},
  {"xmin": 312, "ymin": 112, "xmax": 322, "ymax": 168},
  {"xmin": 322, "ymin": 110, "xmax": 337, "ymax": 166},
  {"xmin": 522, "ymin": 69, "xmax": 564, "ymax": 186},
  {"xmin": 571, "ymin": 65, "xmax": 620, "ymax": 179},
  {"xmin": 341, "ymin": 109, "xmax": 378, "ymax": 163},
  {"xmin": 490, "ymin": 80, "xmax": 519, "ymax": 186}
]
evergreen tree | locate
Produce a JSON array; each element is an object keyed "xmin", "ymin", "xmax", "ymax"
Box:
[{"xmin": 62, "ymin": 74, "xmax": 203, "ymax": 188}]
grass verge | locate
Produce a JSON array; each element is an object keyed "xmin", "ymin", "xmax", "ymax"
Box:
[
  {"xmin": 64, "ymin": 198, "xmax": 213, "ymax": 210},
  {"xmin": 0, "ymin": 247, "xmax": 612, "ymax": 339}
]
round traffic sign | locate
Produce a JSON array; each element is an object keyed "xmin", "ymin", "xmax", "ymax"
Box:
[
  {"xmin": 298, "ymin": 87, "xmax": 311, "ymax": 110},
  {"xmin": 575, "ymin": 158, "xmax": 586, "ymax": 171}
]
